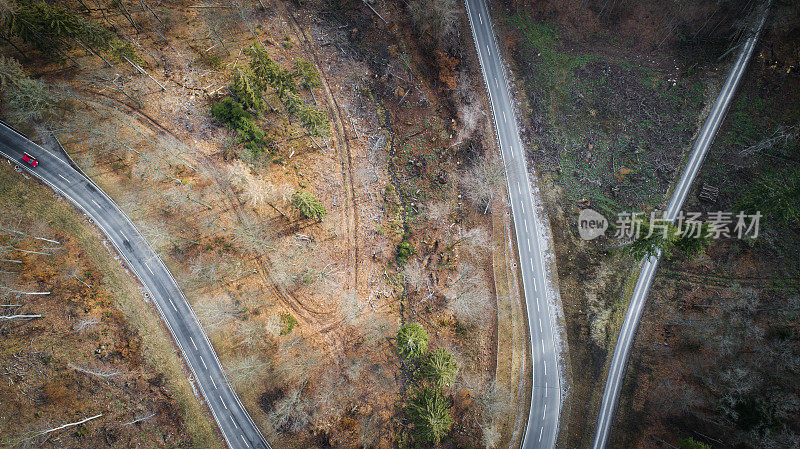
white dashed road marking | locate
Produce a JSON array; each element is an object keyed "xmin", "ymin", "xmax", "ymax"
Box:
[
  {"xmin": 539, "ymin": 426, "xmax": 544, "ymax": 441},
  {"xmin": 210, "ymin": 375, "xmax": 217, "ymax": 389},
  {"xmin": 200, "ymin": 355, "xmax": 207, "ymax": 370},
  {"xmin": 190, "ymin": 337, "xmax": 197, "ymax": 350},
  {"xmin": 169, "ymin": 298, "xmax": 177, "ymax": 311},
  {"xmin": 220, "ymin": 395, "xmax": 228, "ymax": 409},
  {"xmin": 58, "ymin": 174, "xmax": 69, "ymax": 182},
  {"xmin": 241, "ymin": 434, "xmax": 249, "ymax": 447},
  {"xmin": 92, "ymin": 199, "xmax": 100, "ymax": 207},
  {"xmin": 230, "ymin": 415, "xmax": 239, "ymax": 429}
]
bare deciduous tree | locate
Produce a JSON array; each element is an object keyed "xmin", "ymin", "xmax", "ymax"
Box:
[
  {"xmin": 225, "ymin": 354, "xmax": 268, "ymax": 390},
  {"xmin": 460, "ymin": 155, "xmax": 505, "ymax": 214}
]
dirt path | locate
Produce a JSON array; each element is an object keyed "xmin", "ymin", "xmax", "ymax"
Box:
[{"xmin": 280, "ymin": 2, "xmax": 360, "ymax": 304}]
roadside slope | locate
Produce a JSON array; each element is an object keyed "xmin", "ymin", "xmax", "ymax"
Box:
[{"xmin": 0, "ymin": 122, "xmax": 269, "ymax": 449}]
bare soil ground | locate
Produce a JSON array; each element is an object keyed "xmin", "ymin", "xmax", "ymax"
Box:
[{"xmin": 0, "ymin": 162, "xmax": 221, "ymax": 449}]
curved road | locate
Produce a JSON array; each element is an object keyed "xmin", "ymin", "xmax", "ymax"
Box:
[
  {"xmin": 0, "ymin": 122, "xmax": 269, "ymax": 449},
  {"xmin": 591, "ymin": 5, "xmax": 771, "ymax": 449},
  {"xmin": 464, "ymin": 1, "xmax": 562, "ymax": 447}
]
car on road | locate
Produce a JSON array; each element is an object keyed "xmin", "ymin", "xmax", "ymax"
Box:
[{"xmin": 22, "ymin": 152, "xmax": 38, "ymax": 167}]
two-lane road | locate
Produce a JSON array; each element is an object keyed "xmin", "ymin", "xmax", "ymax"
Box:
[
  {"xmin": 0, "ymin": 122, "xmax": 269, "ymax": 449},
  {"xmin": 464, "ymin": 1, "xmax": 562, "ymax": 447},
  {"xmin": 591, "ymin": 4, "xmax": 771, "ymax": 449}
]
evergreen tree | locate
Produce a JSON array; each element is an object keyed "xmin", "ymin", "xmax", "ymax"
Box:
[
  {"xmin": 406, "ymin": 386, "xmax": 453, "ymax": 444},
  {"xmin": 396, "ymin": 323, "xmax": 428, "ymax": 360},
  {"xmin": 5, "ymin": 1, "xmax": 114, "ymax": 58},
  {"xmin": 297, "ymin": 105, "xmax": 329, "ymax": 137},
  {"xmin": 231, "ymin": 67, "xmax": 263, "ymax": 112},
  {"xmin": 291, "ymin": 191, "xmax": 327, "ymax": 221},
  {"xmin": 0, "ymin": 56, "xmax": 26, "ymax": 90},
  {"xmin": 281, "ymin": 90, "xmax": 302, "ymax": 116},
  {"xmin": 420, "ymin": 348, "xmax": 458, "ymax": 388},
  {"xmin": 247, "ymin": 42, "xmax": 296, "ymax": 97},
  {"xmin": 294, "ymin": 58, "xmax": 321, "ymax": 89}
]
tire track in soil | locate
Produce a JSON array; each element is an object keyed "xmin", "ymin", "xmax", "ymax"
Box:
[
  {"xmin": 281, "ymin": 3, "xmax": 360, "ymax": 305},
  {"xmin": 78, "ymin": 88, "xmax": 339, "ymax": 331},
  {"xmin": 204, "ymin": 160, "xmax": 342, "ymax": 333}
]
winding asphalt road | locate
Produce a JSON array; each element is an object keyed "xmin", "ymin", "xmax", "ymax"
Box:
[
  {"xmin": 0, "ymin": 122, "xmax": 269, "ymax": 449},
  {"xmin": 591, "ymin": 5, "xmax": 771, "ymax": 449},
  {"xmin": 464, "ymin": 1, "xmax": 562, "ymax": 447}
]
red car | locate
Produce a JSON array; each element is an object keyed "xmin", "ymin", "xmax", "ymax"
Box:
[{"xmin": 22, "ymin": 152, "xmax": 38, "ymax": 167}]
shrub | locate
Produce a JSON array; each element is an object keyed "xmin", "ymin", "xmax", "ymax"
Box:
[
  {"xmin": 396, "ymin": 322, "xmax": 428, "ymax": 359},
  {"xmin": 420, "ymin": 348, "xmax": 458, "ymax": 387},
  {"xmin": 396, "ymin": 239, "xmax": 415, "ymax": 265},
  {"xmin": 291, "ymin": 191, "xmax": 327, "ymax": 221},
  {"xmin": 280, "ymin": 313, "xmax": 298, "ymax": 335},
  {"xmin": 677, "ymin": 438, "xmax": 711, "ymax": 449},
  {"xmin": 405, "ymin": 386, "xmax": 453, "ymax": 444}
]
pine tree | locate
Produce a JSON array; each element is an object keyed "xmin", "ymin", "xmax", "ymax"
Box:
[
  {"xmin": 281, "ymin": 90, "xmax": 303, "ymax": 116},
  {"xmin": 291, "ymin": 191, "xmax": 327, "ymax": 221},
  {"xmin": 406, "ymin": 386, "xmax": 453, "ymax": 444},
  {"xmin": 231, "ymin": 67, "xmax": 263, "ymax": 111},
  {"xmin": 297, "ymin": 105, "xmax": 329, "ymax": 137},
  {"xmin": 0, "ymin": 56, "xmax": 26, "ymax": 90},
  {"xmin": 420, "ymin": 348, "xmax": 458, "ymax": 388},
  {"xmin": 247, "ymin": 43, "xmax": 296, "ymax": 97},
  {"xmin": 294, "ymin": 58, "xmax": 321, "ymax": 90},
  {"xmin": 396, "ymin": 323, "xmax": 428, "ymax": 360}
]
